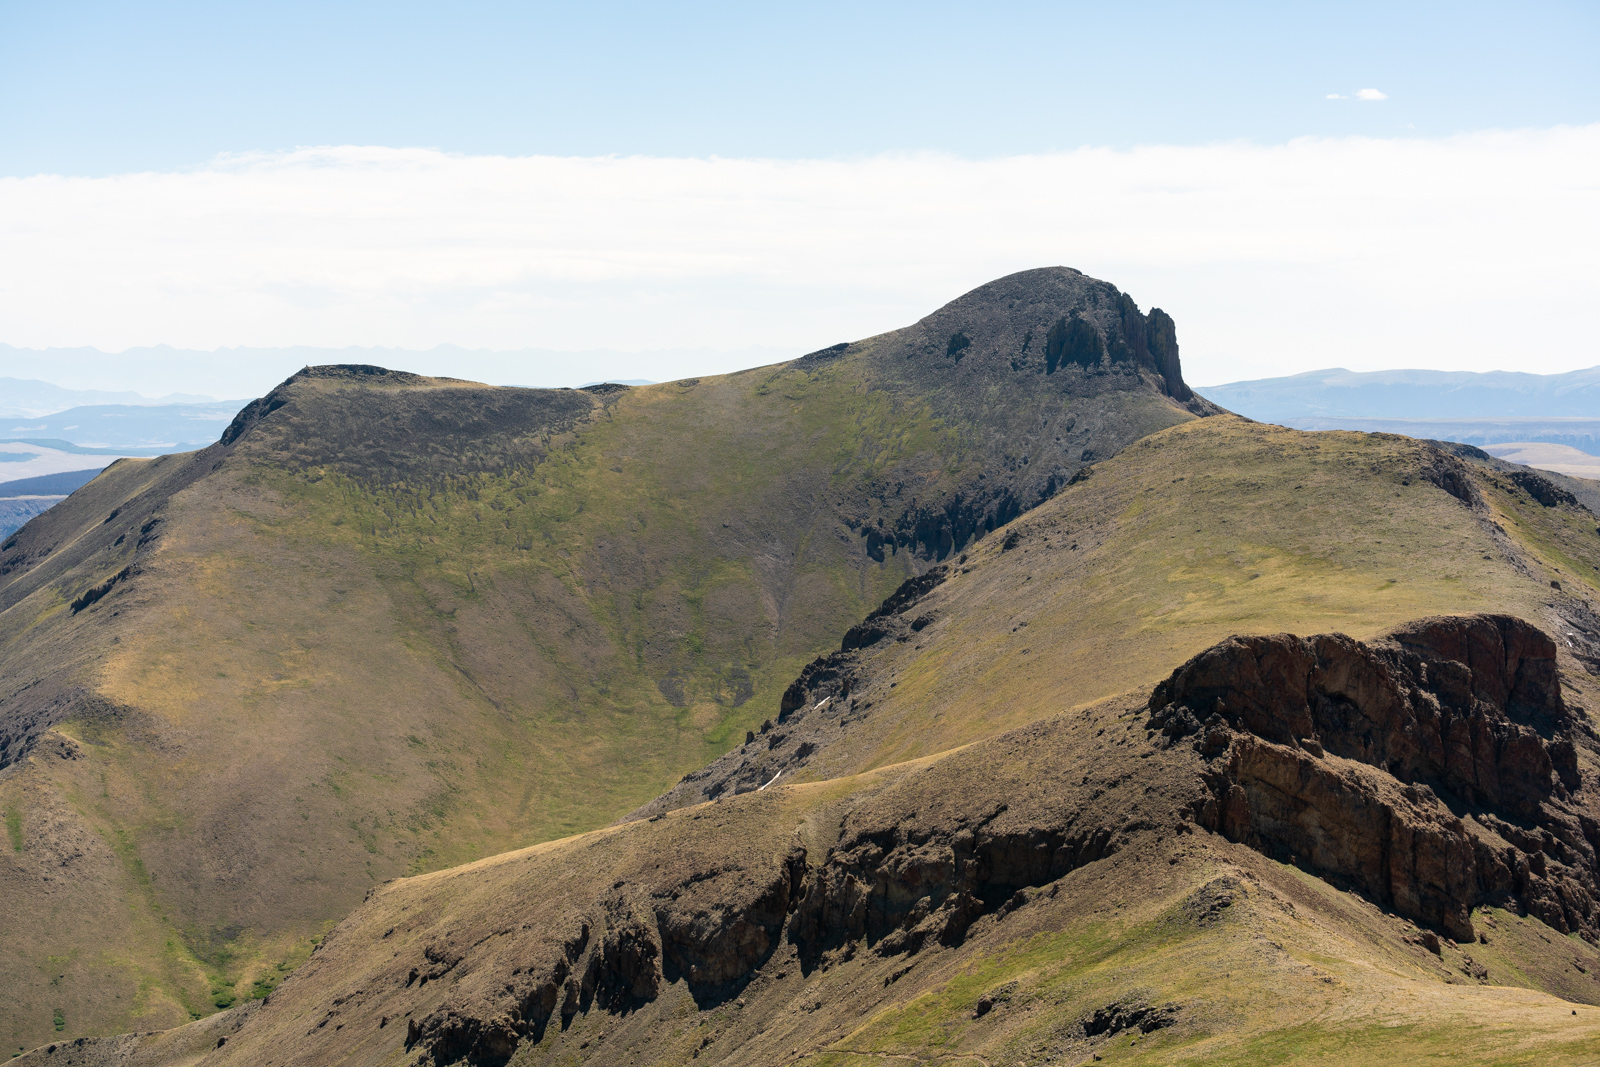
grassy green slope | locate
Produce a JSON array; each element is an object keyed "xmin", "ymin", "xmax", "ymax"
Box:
[{"xmin": 150, "ymin": 415, "xmax": 1600, "ymax": 1067}]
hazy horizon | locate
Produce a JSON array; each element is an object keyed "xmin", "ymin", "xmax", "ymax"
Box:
[
  {"xmin": 4, "ymin": 2, "xmax": 1595, "ymax": 398},
  {"xmin": 8, "ymin": 343, "xmax": 1600, "ymax": 404}
]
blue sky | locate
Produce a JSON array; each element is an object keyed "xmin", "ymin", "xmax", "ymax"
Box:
[
  {"xmin": 4, "ymin": 0, "xmax": 1596, "ymax": 175},
  {"xmin": 1, "ymin": 2, "xmax": 1597, "ymax": 395}
]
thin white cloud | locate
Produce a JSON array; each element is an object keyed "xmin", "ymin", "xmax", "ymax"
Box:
[
  {"xmin": 1326, "ymin": 93, "xmax": 1347, "ymax": 100},
  {"xmin": 1356, "ymin": 88, "xmax": 1388, "ymax": 101},
  {"xmin": 1, "ymin": 128, "xmax": 1597, "ymax": 388}
]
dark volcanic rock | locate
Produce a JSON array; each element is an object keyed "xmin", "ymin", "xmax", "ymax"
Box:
[
  {"xmin": 655, "ymin": 846, "xmax": 808, "ymax": 989},
  {"xmin": 377, "ymin": 697, "xmax": 1184, "ymax": 1067},
  {"xmin": 1081, "ymin": 998, "xmax": 1181, "ymax": 1038},
  {"xmin": 222, "ymin": 364, "xmax": 600, "ymax": 486},
  {"xmin": 1149, "ymin": 614, "xmax": 1599, "ymax": 942},
  {"xmin": 1181, "ymin": 876, "xmax": 1244, "ymax": 926},
  {"xmin": 1509, "ymin": 469, "xmax": 1580, "ymax": 509},
  {"xmin": 836, "ymin": 267, "xmax": 1221, "ymax": 562},
  {"xmin": 1426, "ymin": 439, "xmax": 1600, "ymax": 517}
]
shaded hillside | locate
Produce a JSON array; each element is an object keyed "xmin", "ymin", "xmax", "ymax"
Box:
[{"xmin": 0, "ymin": 268, "xmax": 1206, "ymax": 1050}]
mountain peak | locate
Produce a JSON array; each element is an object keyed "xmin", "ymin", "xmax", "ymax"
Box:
[{"xmin": 893, "ymin": 266, "xmax": 1194, "ymax": 402}]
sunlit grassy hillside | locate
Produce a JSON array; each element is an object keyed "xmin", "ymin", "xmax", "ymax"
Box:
[
  {"xmin": 0, "ymin": 266, "xmax": 1204, "ymax": 1051},
  {"xmin": 780, "ymin": 417, "xmax": 1600, "ymax": 785}
]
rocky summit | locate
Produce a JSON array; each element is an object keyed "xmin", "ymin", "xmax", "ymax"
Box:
[{"xmin": 6, "ymin": 268, "xmax": 1600, "ymax": 1065}]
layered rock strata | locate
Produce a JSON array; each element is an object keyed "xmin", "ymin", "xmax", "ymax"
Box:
[{"xmin": 1149, "ymin": 614, "xmax": 1598, "ymax": 942}]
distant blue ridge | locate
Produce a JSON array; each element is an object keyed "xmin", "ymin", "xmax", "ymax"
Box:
[
  {"xmin": 0, "ymin": 438, "xmax": 168, "ymax": 456},
  {"xmin": 0, "ymin": 468, "xmax": 103, "ymax": 497},
  {"xmin": 1196, "ymin": 366, "xmax": 1600, "ymax": 456},
  {"xmin": 1197, "ymin": 366, "xmax": 1600, "ymax": 421},
  {"xmin": 0, "ymin": 400, "xmax": 248, "ymax": 452}
]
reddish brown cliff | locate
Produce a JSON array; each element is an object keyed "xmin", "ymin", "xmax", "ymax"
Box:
[{"xmin": 1149, "ymin": 614, "xmax": 1598, "ymax": 942}]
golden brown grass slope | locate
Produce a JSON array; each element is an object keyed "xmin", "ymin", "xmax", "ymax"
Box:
[
  {"xmin": 0, "ymin": 267, "xmax": 1204, "ymax": 1051},
  {"xmin": 23, "ymin": 415, "xmax": 1600, "ymax": 1067},
  {"xmin": 48, "ymin": 688, "xmax": 1600, "ymax": 1067},
  {"xmin": 728, "ymin": 417, "xmax": 1600, "ymax": 793}
]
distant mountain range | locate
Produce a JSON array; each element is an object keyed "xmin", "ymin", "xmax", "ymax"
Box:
[
  {"xmin": 1197, "ymin": 366, "xmax": 1600, "ymax": 455},
  {"xmin": 1197, "ymin": 366, "xmax": 1600, "ymax": 419},
  {"xmin": 0, "ymin": 376, "xmax": 245, "ymax": 458},
  {"xmin": 0, "ymin": 376, "xmax": 216, "ymax": 419},
  {"xmin": 1, "ymin": 401, "xmax": 248, "ymax": 451}
]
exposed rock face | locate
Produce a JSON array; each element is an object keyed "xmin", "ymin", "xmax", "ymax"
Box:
[
  {"xmin": 1080, "ymin": 997, "xmax": 1181, "ymax": 1038},
  {"xmin": 401, "ymin": 848, "xmax": 810, "ymax": 1067},
  {"xmin": 655, "ymin": 847, "xmax": 808, "ymax": 987},
  {"xmin": 1509, "ymin": 469, "xmax": 1580, "ymax": 509},
  {"xmin": 395, "ymin": 691, "xmax": 1187, "ymax": 1067},
  {"xmin": 1418, "ymin": 447, "xmax": 1484, "ymax": 507},
  {"xmin": 1149, "ymin": 614, "xmax": 1599, "ymax": 942},
  {"xmin": 834, "ymin": 267, "xmax": 1220, "ymax": 561},
  {"xmin": 1426, "ymin": 438, "xmax": 1600, "ymax": 517},
  {"xmin": 788, "ymin": 801, "xmax": 1118, "ymax": 963}
]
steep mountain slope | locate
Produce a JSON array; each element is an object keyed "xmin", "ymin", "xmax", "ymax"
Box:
[
  {"xmin": 0, "ymin": 268, "xmax": 1207, "ymax": 1051},
  {"xmin": 43, "ymin": 415, "xmax": 1600, "ymax": 1067}
]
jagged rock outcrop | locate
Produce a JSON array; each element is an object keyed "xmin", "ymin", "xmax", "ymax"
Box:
[
  {"xmin": 1149, "ymin": 614, "xmax": 1599, "ymax": 942},
  {"xmin": 402, "ymin": 696, "xmax": 1183, "ymax": 1066},
  {"xmin": 1080, "ymin": 997, "xmax": 1181, "ymax": 1038},
  {"xmin": 787, "ymin": 799, "xmax": 1119, "ymax": 964},
  {"xmin": 1426, "ymin": 438, "xmax": 1600, "ymax": 516},
  {"xmin": 401, "ymin": 847, "xmax": 811, "ymax": 1067},
  {"xmin": 1509, "ymin": 469, "xmax": 1580, "ymax": 509},
  {"xmin": 831, "ymin": 267, "xmax": 1221, "ymax": 561},
  {"xmin": 1418, "ymin": 447, "xmax": 1484, "ymax": 507}
]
